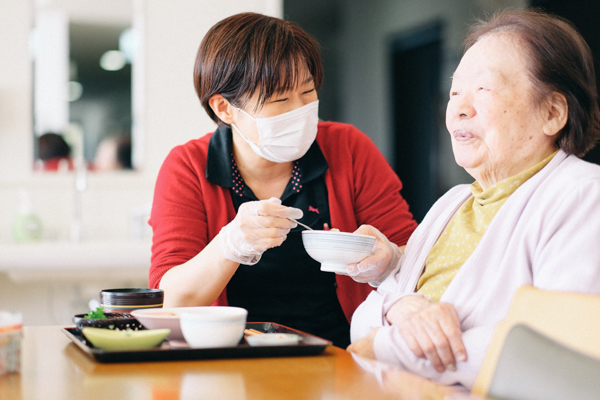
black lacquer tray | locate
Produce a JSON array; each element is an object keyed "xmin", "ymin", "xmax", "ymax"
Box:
[{"xmin": 62, "ymin": 322, "xmax": 332, "ymax": 363}]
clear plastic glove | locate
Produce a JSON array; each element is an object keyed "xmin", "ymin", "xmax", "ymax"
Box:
[
  {"xmin": 219, "ymin": 197, "xmax": 303, "ymax": 265},
  {"xmin": 346, "ymin": 225, "xmax": 404, "ymax": 286}
]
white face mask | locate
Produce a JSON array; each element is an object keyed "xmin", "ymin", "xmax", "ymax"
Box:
[{"xmin": 231, "ymin": 101, "xmax": 319, "ymax": 163}]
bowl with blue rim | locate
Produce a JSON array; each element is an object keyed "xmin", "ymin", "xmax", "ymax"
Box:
[{"xmin": 301, "ymin": 230, "xmax": 376, "ymax": 275}]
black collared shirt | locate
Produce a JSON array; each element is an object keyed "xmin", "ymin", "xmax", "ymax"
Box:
[{"xmin": 206, "ymin": 126, "xmax": 350, "ymax": 347}]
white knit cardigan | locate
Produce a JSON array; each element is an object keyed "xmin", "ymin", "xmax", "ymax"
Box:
[{"xmin": 350, "ymin": 150, "xmax": 600, "ymax": 388}]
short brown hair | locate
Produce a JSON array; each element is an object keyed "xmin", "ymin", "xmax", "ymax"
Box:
[
  {"xmin": 194, "ymin": 13, "xmax": 323, "ymax": 125},
  {"xmin": 465, "ymin": 9, "xmax": 600, "ymax": 157}
]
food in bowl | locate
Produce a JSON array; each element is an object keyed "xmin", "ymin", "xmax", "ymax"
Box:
[
  {"xmin": 246, "ymin": 333, "xmax": 301, "ymax": 347},
  {"xmin": 179, "ymin": 306, "xmax": 248, "ymax": 348},
  {"xmin": 83, "ymin": 307, "xmax": 107, "ymax": 320},
  {"xmin": 301, "ymin": 230, "xmax": 376, "ymax": 275},
  {"xmin": 73, "ymin": 311, "xmax": 143, "ymax": 332}
]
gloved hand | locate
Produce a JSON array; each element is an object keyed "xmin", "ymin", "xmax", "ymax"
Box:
[
  {"xmin": 346, "ymin": 225, "xmax": 404, "ymax": 286},
  {"xmin": 219, "ymin": 197, "xmax": 303, "ymax": 265}
]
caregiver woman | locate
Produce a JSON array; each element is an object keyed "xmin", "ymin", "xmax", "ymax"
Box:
[
  {"xmin": 348, "ymin": 9, "xmax": 600, "ymax": 386},
  {"xmin": 148, "ymin": 13, "xmax": 417, "ymax": 347}
]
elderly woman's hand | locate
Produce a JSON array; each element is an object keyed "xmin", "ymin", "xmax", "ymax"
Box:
[
  {"xmin": 386, "ymin": 296, "xmax": 467, "ymax": 372},
  {"xmin": 347, "ymin": 327, "xmax": 379, "ymax": 360},
  {"xmin": 219, "ymin": 197, "xmax": 302, "ymax": 265},
  {"xmin": 347, "ymin": 225, "xmax": 404, "ymax": 286}
]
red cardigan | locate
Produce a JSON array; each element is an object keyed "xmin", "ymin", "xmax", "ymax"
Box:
[{"xmin": 149, "ymin": 121, "xmax": 417, "ymax": 321}]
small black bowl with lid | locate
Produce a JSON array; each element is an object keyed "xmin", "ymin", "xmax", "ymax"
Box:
[{"xmin": 100, "ymin": 288, "xmax": 164, "ymax": 313}]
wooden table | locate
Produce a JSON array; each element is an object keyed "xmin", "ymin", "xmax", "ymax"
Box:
[{"xmin": 1, "ymin": 326, "xmax": 477, "ymax": 400}]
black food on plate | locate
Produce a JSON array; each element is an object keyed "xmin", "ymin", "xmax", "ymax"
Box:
[{"xmin": 73, "ymin": 312, "xmax": 144, "ymax": 332}]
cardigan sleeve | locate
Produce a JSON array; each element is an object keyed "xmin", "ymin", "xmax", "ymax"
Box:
[
  {"xmin": 351, "ymin": 256, "xmax": 493, "ymax": 389},
  {"xmin": 350, "ymin": 253, "xmax": 426, "ymax": 340},
  {"xmin": 351, "ymin": 259, "xmax": 496, "ymax": 388},
  {"xmin": 148, "ymin": 144, "xmax": 210, "ymax": 289},
  {"xmin": 372, "ymin": 324, "xmax": 495, "ymax": 388},
  {"xmin": 530, "ymin": 174, "xmax": 600, "ymax": 293}
]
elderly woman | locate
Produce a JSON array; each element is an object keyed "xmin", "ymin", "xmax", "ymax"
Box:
[
  {"xmin": 149, "ymin": 12, "xmax": 416, "ymax": 348},
  {"xmin": 348, "ymin": 9, "xmax": 600, "ymax": 387}
]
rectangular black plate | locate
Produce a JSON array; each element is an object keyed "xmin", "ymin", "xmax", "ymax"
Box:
[{"xmin": 62, "ymin": 322, "xmax": 332, "ymax": 363}]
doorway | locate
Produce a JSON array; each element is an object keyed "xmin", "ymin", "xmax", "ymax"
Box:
[{"xmin": 390, "ymin": 22, "xmax": 443, "ymax": 222}]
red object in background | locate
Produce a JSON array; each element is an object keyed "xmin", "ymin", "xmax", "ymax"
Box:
[{"xmin": 35, "ymin": 156, "xmax": 74, "ymax": 172}]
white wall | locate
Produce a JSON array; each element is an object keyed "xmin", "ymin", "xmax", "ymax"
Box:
[{"xmin": 0, "ymin": 0, "xmax": 281, "ymax": 325}]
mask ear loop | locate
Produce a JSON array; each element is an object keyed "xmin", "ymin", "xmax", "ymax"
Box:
[
  {"xmin": 228, "ymin": 101, "xmax": 260, "ymax": 146},
  {"xmin": 233, "ymin": 105, "xmax": 257, "ymax": 121}
]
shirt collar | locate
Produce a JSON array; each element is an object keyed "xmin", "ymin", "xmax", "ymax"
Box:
[
  {"xmin": 471, "ymin": 150, "xmax": 558, "ymax": 206},
  {"xmin": 206, "ymin": 125, "xmax": 328, "ymax": 188}
]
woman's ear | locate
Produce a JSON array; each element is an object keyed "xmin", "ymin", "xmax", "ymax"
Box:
[
  {"xmin": 208, "ymin": 94, "xmax": 235, "ymax": 124},
  {"xmin": 542, "ymin": 92, "xmax": 568, "ymax": 137}
]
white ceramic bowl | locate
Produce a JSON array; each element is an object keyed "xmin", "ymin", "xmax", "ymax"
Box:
[
  {"xmin": 130, "ymin": 307, "xmax": 193, "ymax": 340},
  {"xmin": 301, "ymin": 231, "xmax": 376, "ymax": 275},
  {"xmin": 179, "ymin": 306, "xmax": 248, "ymax": 348}
]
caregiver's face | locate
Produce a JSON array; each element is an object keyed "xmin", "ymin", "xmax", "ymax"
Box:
[{"xmin": 446, "ymin": 33, "xmax": 556, "ymax": 187}]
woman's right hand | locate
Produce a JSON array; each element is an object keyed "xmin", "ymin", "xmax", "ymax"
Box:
[
  {"xmin": 219, "ymin": 197, "xmax": 302, "ymax": 265},
  {"xmin": 386, "ymin": 296, "xmax": 467, "ymax": 372}
]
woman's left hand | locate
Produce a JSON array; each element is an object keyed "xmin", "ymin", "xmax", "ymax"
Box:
[
  {"xmin": 347, "ymin": 327, "xmax": 379, "ymax": 360},
  {"xmin": 386, "ymin": 296, "xmax": 467, "ymax": 372},
  {"xmin": 346, "ymin": 225, "xmax": 404, "ymax": 285}
]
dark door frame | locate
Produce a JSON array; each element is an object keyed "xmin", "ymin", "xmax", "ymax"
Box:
[{"xmin": 390, "ymin": 21, "xmax": 443, "ymax": 222}]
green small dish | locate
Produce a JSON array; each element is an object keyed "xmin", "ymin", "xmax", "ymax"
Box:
[{"xmin": 81, "ymin": 327, "xmax": 170, "ymax": 351}]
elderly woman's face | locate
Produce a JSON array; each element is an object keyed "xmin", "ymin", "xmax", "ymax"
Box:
[{"xmin": 446, "ymin": 33, "xmax": 558, "ymax": 187}]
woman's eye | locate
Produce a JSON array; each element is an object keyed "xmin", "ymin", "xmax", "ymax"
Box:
[
  {"xmin": 303, "ymin": 88, "xmax": 315, "ymax": 95},
  {"xmin": 271, "ymin": 98, "xmax": 288, "ymax": 103},
  {"xmin": 449, "ymin": 91, "xmax": 459, "ymax": 98},
  {"xmin": 477, "ymin": 87, "xmax": 489, "ymax": 91}
]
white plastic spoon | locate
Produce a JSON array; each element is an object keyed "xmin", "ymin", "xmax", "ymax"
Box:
[{"xmin": 287, "ymin": 218, "xmax": 313, "ymax": 231}]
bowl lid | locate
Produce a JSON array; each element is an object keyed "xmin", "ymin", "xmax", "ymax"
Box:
[
  {"xmin": 101, "ymin": 288, "xmax": 163, "ymax": 297},
  {"xmin": 100, "ymin": 289, "xmax": 164, "ymax": 305}
]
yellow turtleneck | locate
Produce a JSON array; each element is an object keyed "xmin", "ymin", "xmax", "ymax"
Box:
[{"xmin": 416, "ymin": 151, "xmax": 558, "ymax": 301}]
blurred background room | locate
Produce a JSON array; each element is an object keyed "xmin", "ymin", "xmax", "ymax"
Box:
[{"xmin": 0, "ymin": 0, "xmax": 598, "ymax": 325}]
